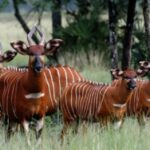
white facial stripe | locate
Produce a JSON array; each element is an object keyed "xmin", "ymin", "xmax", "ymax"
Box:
[
  {"xmin": 113, "ymin": 103, "xmax": 126, "ymax": 108},
  {"xmin": 25, "ymin": 92, "xmax": 45, "ymax": 99}
]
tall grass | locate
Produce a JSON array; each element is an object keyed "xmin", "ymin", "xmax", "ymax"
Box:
[{"xmin": 0, "ymin": 118, "xmax": 150, "ymax": 150}]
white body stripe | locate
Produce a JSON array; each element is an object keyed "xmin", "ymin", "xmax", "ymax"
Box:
[
  {"xmin": 61, "ymin": 66, "xmax": 68, "ymax": 87},
  {"xmin": 74, "ymin": 70, "xmax": 82, "ymax": 81},
  {"xmin": 81, "ymin": 84, "xmax": 91, "ymax": 116},
  {"xmin": 70, "ymin": 84, "xmax": 77, "ymax": 118},
  {"xmin": 53, "ymin": 67, "xmax": 61, "ymax": 98},
  {"xmin": 64, "ymin": 87, "xmax": 74, "ymax": 120},
  {"xmin": 97, "ymin": 85, "xmax": 111, "ymax": 113},
  {"xmin": 9, "ymin": 73, "xmax": 20, "ymax": 118},
  {"xmin": 46, "ymin": 68, "xmax": 57, "ymax": 104},
  {"xmin": 43, "ymin": 72, "xmax": 55, "ymax": 108},
  {"xmin": 67, "ymin": 67, "xmax": 75, "ymax": 83}
]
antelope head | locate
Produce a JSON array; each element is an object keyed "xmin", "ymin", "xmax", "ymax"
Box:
[
  {"xmin": 10, "ymin": 25, "xmax": 63, "ymax": 73},
  {"xmin": 111, "ymin": 68, "xmax": 137, "ymax": 90}
]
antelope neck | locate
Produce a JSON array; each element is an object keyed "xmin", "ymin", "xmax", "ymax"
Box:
[
  {"xmin": 111, "ymin": 79, "xmax": 131, "ymax": 104},
  {"xmin": 143, "ymin": 81, "xmax": 150, "ymax": 95},
  {"xmin": 141, "ymin": 81, "xmax": 150, "ymax": 102},
  {"xmin": 24, "ymin": 68, "xmax": 45, "ymax": 93}
]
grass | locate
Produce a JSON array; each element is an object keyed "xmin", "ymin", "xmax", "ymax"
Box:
[
  {"xmin": 81, "ymin": 65, "xmax": 111, "ymax": 83},
  {"xmin": 0, "ymin": 13, "xmax": 149, "ymax": 150},
  {"xmin": 0, "ymin": 118, "xmax": 150, "ymax": 150}
]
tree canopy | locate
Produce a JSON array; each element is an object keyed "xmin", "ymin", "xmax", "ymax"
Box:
[{"xmin": 0, "ymin": 0, "xmax": 149, "ymax": 69}]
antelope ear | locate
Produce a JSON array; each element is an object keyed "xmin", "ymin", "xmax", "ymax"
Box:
[
  {"xmin": 139, "ymin": 61, "xmax": 150, "ymax": 69},
  {"xmin": 0, "ymin": 50, "xmax": 17, "ymax": 62},
  {"xmin": 44, "ymin": 39, "xmax": 63, "ymax": 55},
  {"xmin": 137, "ymin": 61, "xmax": 150, "ymax": 77},
  {"xmin": 136, "ymin": 67, "xmax": 149, "ymax": 77},
  {"xmin": 110, "ymin": 69, "xmax": 122, "ymax": 79},
  {"xmin": 10, "ymin": 41, "xmax": 29, "ymax": 55}
]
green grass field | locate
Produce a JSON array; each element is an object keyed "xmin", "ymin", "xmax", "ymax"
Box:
[
  {"xmin": 0, "ymin": 13, "xmax": 150, "ymax": 150},
  {"xmin": 0, "ymin": 118, "xmax": 150, "ymax": 150}
]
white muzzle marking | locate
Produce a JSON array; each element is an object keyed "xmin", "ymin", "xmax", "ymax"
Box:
[
  {"xmin": 113, "ymin": 103, "xmax": 126, "ymax": 108},
  {"xmin": 25, "ymin": 92, "xmax": 45, "ymax": 99}
]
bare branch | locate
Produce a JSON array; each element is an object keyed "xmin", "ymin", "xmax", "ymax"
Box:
[{"xmin": 11, "ymin": 0, "xmax": 39, "ymax": 44}]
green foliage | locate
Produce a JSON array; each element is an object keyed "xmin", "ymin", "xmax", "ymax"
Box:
[
  {"xmin": 131, "ymin": 15, "xmax": 149, "ymax": 68},
  {"xmin": 26, "ymin": 0, "xmax": 53, "ymax": 11},
  {"xmin": 54, "ymin": 18, "xmax": 107, "ymax": 53},
  {"xmin": 0, "ymin": 0, "xmax": 9, "ymax": 11},
  {"xmin": 53, "ymin": 0, "xmax": 108, "ymax": 59},
  {"xmin": 0, "ymin": 0, "xmax": 149, "ymax": 67}
]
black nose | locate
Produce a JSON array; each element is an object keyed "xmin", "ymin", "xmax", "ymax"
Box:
[
  {"xmin": 35, "ymin": 65, "xmax": 42, "ymax": 72},
  {"xmin": 34, "ymin": 56, "xmax": 43, "ymax": 73},
  {"xmin": 128, "ymin": 79, "xmax": 136, "ymax": 90}
]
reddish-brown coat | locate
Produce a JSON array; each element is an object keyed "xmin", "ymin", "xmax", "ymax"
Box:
[{"xmin": 60, "ymin": 69, "xmax": 137, "ymax": 137}]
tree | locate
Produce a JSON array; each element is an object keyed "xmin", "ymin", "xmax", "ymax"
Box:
[
  {"xmin": 51, "ymin": 0, "xmax": 62, "ymax": 63},
  {"xmin": 52, "ymin": 0, "xmax": 62, "ymax": 35},
  {"xmin": 122, "ymin": 0, "xmax": 137, "ymax": 70},
  {"xmin": 12, "ymin": 0, "xmax": 39, "ymax": 43},
  {"xmin": 108, "ymin": 0, "xmax": 118, "ymax": 71},
  {"xmin": 143, "ymin": 0, "xmax": 150, "ymax": 56}
]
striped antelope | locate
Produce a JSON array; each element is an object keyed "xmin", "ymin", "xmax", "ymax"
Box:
[
  {"xmin": 125, "ymin": 61, "xmax": 150, "ymax": 125},
  {"xmin": 1, "ymin": 45, "xmax": 84, "ymax": 138},
  {"xmin": 60, "ymin": 68, "xmax": 138, "ymax": 137},
  {"xmin": 44, "ymin": 64, "xmax": 84, "ymax": 116},
  {"xmin": 0, "ymin": 46, "xmax": 17, "ymax": 121},
  {"xmin": 0, "ymin": 26, "xmax": 63, "ymax": 144}
]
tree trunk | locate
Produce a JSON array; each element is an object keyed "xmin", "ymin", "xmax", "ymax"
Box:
[
  {"xmin": 108, "ymin": 0, "xmax": 118, "ymax": 72},
  {"xmin": 51, "ymin": 0, "xmax": 62, "ymax": 64},
  {"xmin": 143, "ymin": 0, "xmax": 150, "ymax": 56},
  {"xmin": 12, "ymin": 0, "xmax": 39, "ymax": 44},
  {"xmin": 122, "ymin": 0, "xmax": 136, "ymax": 70},
  {"xmin": 52, "ymin": 11, "xmax": 61, "ymax": 34},
  {"xmin": 52, "ymin": 0, "xmax": 61, "ymax": 35}
]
